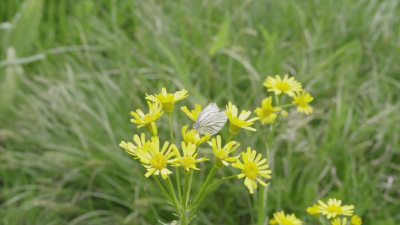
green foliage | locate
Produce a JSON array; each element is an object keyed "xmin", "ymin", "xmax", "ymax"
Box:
[{"xmin": 1, "ymin": 0, "xmax": 400, "ymax": 224}]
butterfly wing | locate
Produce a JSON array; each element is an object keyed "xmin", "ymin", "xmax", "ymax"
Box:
[
  {"xmin": 194, "ymin": 103, "xmax": 227, "ymax": 135},
  {"xmin": 198, "ymin": 112, "xmax": 227, "ymax": 135}
]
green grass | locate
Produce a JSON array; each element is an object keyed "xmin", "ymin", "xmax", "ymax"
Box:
[{"xmin": 1, "ymin": 0, "xmax": 400, "ymax": 224}]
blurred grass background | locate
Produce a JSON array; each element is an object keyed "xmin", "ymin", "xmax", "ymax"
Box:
[{"xmin": 1, "ymin": 0, "xmax": 400, "ymax": 224}]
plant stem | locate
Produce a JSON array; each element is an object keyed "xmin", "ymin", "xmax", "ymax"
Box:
[
  {"xmin": 258, "ymin": 186, "xmax": 265, "ymax": 225},
  {"xmin": 183, "ymin": 173, "xmax": 190, "ymax": 208},
  {"xmin": 205, "ymin": 174, "xmax": 237, "ymax": 192},
  {"xmin": 319, "ymin": 217, "xmax": 329, "ymax": 225},
  {"xmin": 180, "ymin": 173, "xmax": 193, "ymax": 225},
  {"xmin": 189, "ymin": 174, "xmax": 236, "ymax": 219},
  {"xmin": 153, "ymin": 176, "xmax": 173, "ymax": 203},
  {"xmin": 175, "ymin": 167, "xmax": 182, "ymax": 204},
  {"xmin": 166, "ymin": 176, "xmax": 180, "ymax": 210},
  {"xmin": 186, "ymin": 172, "xmax": 193, "ymax": 207},
  {"xmin": 279, "ymin": 103, "xmax": 295, "ymax": 108},
  {"xmin": 258, "ymin": 94, "xmax": 282, "ymax": 225},
  {"xmin": 190, "ymin": 166, "xmax": 216, "ymax": 208},
  {"xmin": 226, "ymin": 133, "xmax": 234, "ymax": 143},
  {"xmin": 168, "ymin": 113, "xmax": 182, "ymax": 204},
  {"xmin": 168, "ymin": 113, "xmax": 175, "ymax": 143}
]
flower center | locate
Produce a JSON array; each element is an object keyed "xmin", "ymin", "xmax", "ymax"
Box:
[
  {"xmin": 180, "ymin": 157, "xmax": 195, "ymax": 169},
  {"xmin": 296, "ymin": 98, "xmax": 308, "ymax": 107},
  {"xmin": 276, "ymin": 81, "xmax": 291, "ymax": 91},
  {"xmin": 142, "ymin": 114, "xmax": 155, "ymax": 124},
  {"xmin": 262, "ymin": 106, "xmax": 274, "ymax": 117},
  {"xmin": 326, "ymin": 205, "xmax": 343, "ymax": 214},
  {"xmin": 278, "ymin": 218, "xmax": 295, "ymax": 225},
  {"xmin": 215, "ymin": 149, "xmax": 228, "ymax": 160},
  {"xmin": 150, "ymin": 153, "xmax": 167, "ymax": 170},
  {"xmin": 242, "ymin": 162, "xmax": 259, "ymax": 180}
]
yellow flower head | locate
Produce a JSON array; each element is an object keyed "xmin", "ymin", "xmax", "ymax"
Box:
[
  {"xmin": 292, "ymin": 90, "xmax": 313, "ymax": 115},
  {"xmin": 264, "ymin": 75, "xmax": 303, "ymax": 96},
  {"xmin": 232, "ymin": 147, "xmax": 271, "ymax": 194},
  {"xmin": 181, "ymin": 104, "xmax": 202, "ymax": 121},
  {"xmin": 318, "ymin": 198, "xmax": 354, "ymax": 219},
  {"xmin": 254, "ymin": 96, "xmax": 281, "ymax": 125},
  {"xmin": 331, "ymin": 218, "xmax": 347, "ymax": 225},
  {"xmin": 145, "ymin": 87, "xmax": 189, "ymax": 113},
  {"xmin": 225, "ymin": 102, "xmax": 259, "ymax": 135},
  {"xmin": 208, "ymin": 135, "xmax": 240, "ymax": 168},
  {"xmin": 350, "ymin": 215, "xmax": 362, "ymax": 225},
  {"xmin": 306, "ymin": 204, "xmax": 320, "ymax": 217},
  {"xmin": 135, "ymin": 136, "xmax": 176, "ymax": 179},
  {"xmin": 171, "ymin": 142, "xmax": 208, "ymax": 173},
  {"xmin": 269, "ymin": 211, "xmax": 303, "ymax": 225},
  {"xmin": 119, "ymin": 133, "xmax": 148, "ymax": 158},
  {"xmin": 182, "ymin": 125, "xmax": 211, "ymax": 146},
  {"xmin": 130, "ymin": 101, "xmax": 163, "ymax": 134}
]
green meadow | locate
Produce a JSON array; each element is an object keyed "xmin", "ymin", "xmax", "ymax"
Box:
[{"xmin": 1, "ymin": 0, "xmax": 399, "ymax": 224}]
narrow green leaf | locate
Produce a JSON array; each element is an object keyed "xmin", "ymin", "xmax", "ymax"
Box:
[{"xmin": 208, "ymin": 16, "xmax": 230, "ymax": 56}]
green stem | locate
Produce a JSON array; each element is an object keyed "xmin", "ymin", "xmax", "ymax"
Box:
[
  {"xmin": 180, "ymin": 215, "xmax": 188, "ymax": 225},
  {"xmin": 168, "ymin": 113, "xmax": 182, "ymax": 204},
  {"xmin": 166, "ymin": 176, "xmax": 180, "ymax": 210},
  {"xmin": 258, "ymin": 186, "xmax": 265, "ymax": 225},
  {"xmin": 153, "ymin": 176, "xmax": 173, "ymax": 203},
  {"xmin": 189, "ymin": 174, "xmax": 236, "ymax": 220},
  {"xmin": 186, "ymin": 172, "xmax": 193, "ymax": 207},
  {"xmin": 226, "ymin": 134, "xmax": 234, "ymax": 143},
  {"xmin": 258, "ymin": 95, "xmax": 282, "ymax": 225},
  {"xmin": 205, "ymin": 174, "xmax": 237, "ymax": 192},
  {"xmin": 279, "ymin": 103, "xmax": 295, "ymax": 108},
  {"xmin": 190, "ymin": 166, "xmax": 216, "ymax": 208},
  {"xmin": 182, "ymin": 174, "xmax": 190, "ymax": 208},
  {"xmin": 318, "ymin": 217, "xmax": 329, "ymax": 225},
  {"xmin": 175, "ymin": 167, "xmax": 182, "ymax": 204},
  {"xmin": 180, "ymin": 173, "xmax": 193, "ymax": 225},
  {"xmin": 168, "ymin": 113, "xmax": 175, "ymax": 143}
]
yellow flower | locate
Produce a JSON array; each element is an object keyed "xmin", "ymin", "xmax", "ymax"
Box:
[
  {"xmin": 119, "ymin": 133, "xmax": 148, "ymax": 158},
  {"xmin": 269, "ymin": 219, "xmax": 278, "ymax": 225},
  {"xmin": 135, "ymin": 136, "xmax": 176, "ymax": 179},
  {"xmin": 171, "ymin": 142, "xmax": 208, "ymax": 174},
  {"xmin": 264, "ymin": 75, "xmax": 303, "ymax": 96},
  {"xmin": 225, "ymin": 102, "xmax": 259, "ymax": 135},
  {"xmin": 269, "ymin": 211, "xmax": 303, "ymax": 225},
  {"xmin": 232, "ymin": 147, "xmax": 271, "ymax": 194},
  {"xmin": 292, "ymin": 90, "xmax": 313, "ymax": 115},
  {"xmin": 130, "ymin": 101, "xmax": 163, "ymax": 134},
  {"xmin": 254, "ymin": 97, "xmax": 281, "ymax": 124},
  {"xmin": 181, "ymin": 104, "xmax": 202, "ymax": 121},
  {"xmin": 182, "ymin": 125, "xmax": 210, "ymax": 146},
  {"xmin": 306, "ymin": 204, "xmax": 320, "ymax": 217},
  {"xmin": 208, "ymin": 135, "xmax": 240, "ymax": 168},
  {"xmin": 331, "ymin": 218, "xmax": 347, "ymax": 225},
  {"xmin": 318, "ymin": 198, "xmax": 354, "ymax": 219},
  {"xmin": 350, "ymin": 215, "xmax": 362, "ymax": 225},
  {"xmin": 145, "ymin": 87, "xmax": 189, "ymax": 113}
]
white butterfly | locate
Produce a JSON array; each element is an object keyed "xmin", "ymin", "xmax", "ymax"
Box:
[{"xmin": 193, "ymin": 103, "xmax": 228, "ymax": 135}]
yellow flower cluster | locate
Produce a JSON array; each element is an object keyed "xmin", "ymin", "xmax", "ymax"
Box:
[
  {"xmin": 269, "ymin": 198, "xmax": 362, "ymax": 225},
  {"xmin": 307, "ymin": 198, "xmax": 362, "ymax": 225},
  {"xmin": 120, "ymin": 87, "xmax": 271, "ymax": 195},
  {"xmin": 269, "ymin": 210, "xmax": 302, "ymax": 225},
  {"xmin": 255, "ymin": 74, "xmax": 314, "ymax": 125},
  {"xmin": 118, "ymin": 80, "xmax": 366, "ymax": 225},
  {"xmin": 122, "ymin": 87, "xmax": 210, "ymax": 179}
]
